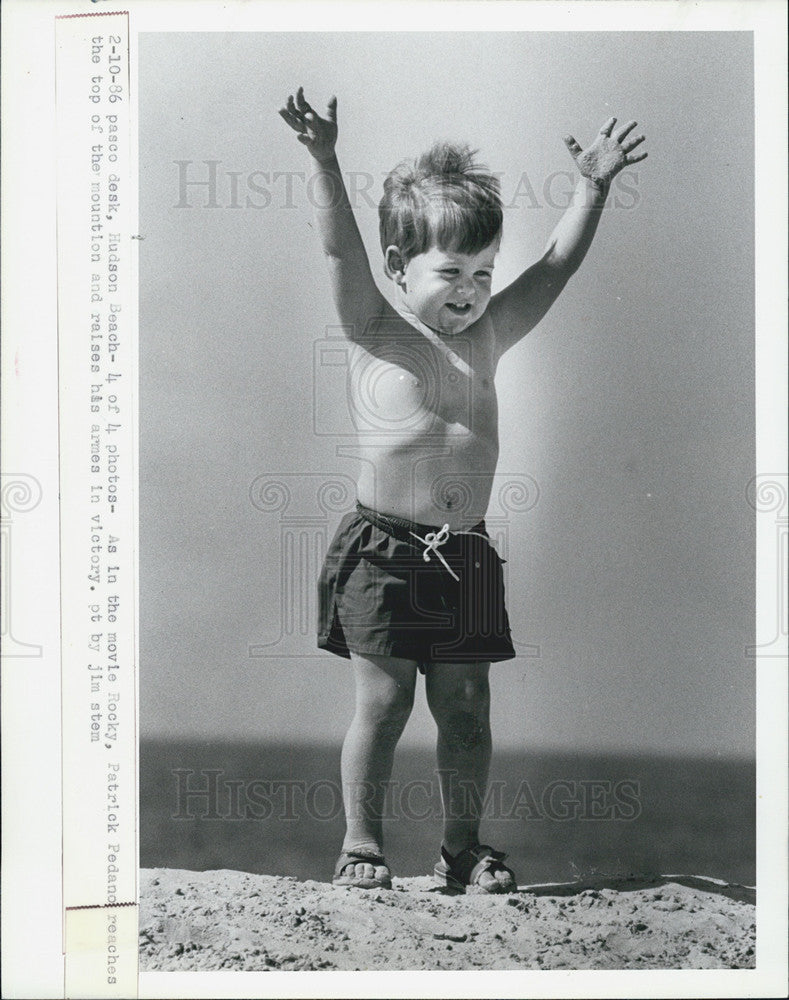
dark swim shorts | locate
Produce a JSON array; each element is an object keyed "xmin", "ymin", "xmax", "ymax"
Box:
[{"xmin": 318, "ymin": 502, "xmax": 516, "ymax": 667}]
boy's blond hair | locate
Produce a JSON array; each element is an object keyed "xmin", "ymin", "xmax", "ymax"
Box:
[{"xmin": 379, "ymin": 142, "xmax": 502, "ymax": 270}]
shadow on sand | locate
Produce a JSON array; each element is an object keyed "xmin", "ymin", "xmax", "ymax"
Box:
[{"xmin": 427, "ymin": 873, "xmax": 755, "ymax": 905}]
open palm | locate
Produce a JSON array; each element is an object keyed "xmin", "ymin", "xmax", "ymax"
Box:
[
  {"xmin": 279, "ymin": 87, "xmax": 338, "ymax": 162},
  {"xmin": 564, "ymin": 117, "xmax": 647, "ymax": 187}
]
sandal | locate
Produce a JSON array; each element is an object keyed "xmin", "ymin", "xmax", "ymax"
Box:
[
  {"xmin": 332, "ymin": 848, "xmax": 392, "ymax": 890},
  {"xmin": 434, "ymin": 843, "xmax": 517, "ymax": 894}
]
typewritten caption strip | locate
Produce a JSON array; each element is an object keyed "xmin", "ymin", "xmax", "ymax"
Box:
[{"xmin": 56, "ymin": 11, "xmax": 138, "ymax": 998}]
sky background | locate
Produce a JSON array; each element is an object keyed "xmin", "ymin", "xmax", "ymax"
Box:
[{"xmin": 138, "ymin": 31, "xmax": 754, "ymax": 754}]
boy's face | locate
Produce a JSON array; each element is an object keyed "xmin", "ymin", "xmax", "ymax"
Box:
[{"xmin": 393, "ymin": 237, "xmax": 500, "ymax": 336}]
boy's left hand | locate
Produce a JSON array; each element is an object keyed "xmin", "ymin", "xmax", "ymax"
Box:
[{"xmin": 563, "ymin": 117, "xmax": 647, "ymax": 189}]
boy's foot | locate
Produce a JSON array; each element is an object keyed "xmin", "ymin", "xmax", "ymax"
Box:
[
  {"xmin": 332, "ymin": 848, "xmax": 392, "ymax": 890},
  {"xmin": 434, "ymin": 844, "xmax": 517, "ymax": 894}
]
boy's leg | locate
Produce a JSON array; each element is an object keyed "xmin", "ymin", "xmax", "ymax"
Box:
[
  {"xmin": 339, "ymin": 652, "xmax": 418, "ymax": 880},
  {"xmin": 426, "ymin": 660, "xmax": 508, "ymax": 891}
]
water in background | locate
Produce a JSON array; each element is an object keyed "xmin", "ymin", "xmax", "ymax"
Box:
[{"xmin": 140, "ymin": 740, "xmax": 755, "ymax": 887}]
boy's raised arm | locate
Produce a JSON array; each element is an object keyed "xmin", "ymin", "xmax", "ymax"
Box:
[
  {"xmin": 490, "ymin": 117, "xmax": 647, "ymax": 361},
  {"xmin": 279, "ymin": 88, "xmax": 386, "ymax": 337}
]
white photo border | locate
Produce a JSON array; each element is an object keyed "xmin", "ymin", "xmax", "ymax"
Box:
[{"xmin": 1, "ymin": 1, "xmax": 786, "ymax": 998}]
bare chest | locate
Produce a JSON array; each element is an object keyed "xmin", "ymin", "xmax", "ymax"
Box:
[{"xmin": 349, "ymin": 319, "xmax": 497, "ymax": 433}]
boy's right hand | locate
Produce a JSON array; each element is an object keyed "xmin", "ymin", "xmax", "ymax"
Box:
[{"xmin": 279, "ymin": 87, "xmax": 337, "ymax": 162}]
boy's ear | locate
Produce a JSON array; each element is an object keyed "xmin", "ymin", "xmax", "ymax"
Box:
[{"xmin": 384, "ymin": 245, "xmax": 406, "ymax": 283}]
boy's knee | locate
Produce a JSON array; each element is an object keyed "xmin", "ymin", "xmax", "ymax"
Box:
[
  {"xmin": 362, "ymin": 683, "xmax": 415, "ymax": 733},
  {"xmin": 438, "ymin": 708, "xmax": 490, "ymax": 754},
  {"xmin": 428, "ymin": 675, "xmax": 490, "ymax": 718},
  {"xmin": 427, "ymin": 674, "xmax": 490, "ymax": 751}
]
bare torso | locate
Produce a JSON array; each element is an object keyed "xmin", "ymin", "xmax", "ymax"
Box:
[{"xmin": 350, "ymin": 310, "xmax": 499, "ymax": 528}]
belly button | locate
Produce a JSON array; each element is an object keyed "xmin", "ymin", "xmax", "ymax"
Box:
[{"xmin": 482, "ymin": 377, "xmax": 490, "ymax": 389}]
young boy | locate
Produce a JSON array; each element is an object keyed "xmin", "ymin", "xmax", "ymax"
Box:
[{"xmin": 280, "ymin": 87, "xmax": 646, "ymax": 893}]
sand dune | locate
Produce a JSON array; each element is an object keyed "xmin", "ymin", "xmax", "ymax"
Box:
[{"xmin": 139, "ymin": 868, "xmax": 755, "ymax": 971}]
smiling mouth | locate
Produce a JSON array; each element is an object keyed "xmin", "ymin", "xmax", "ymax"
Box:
[{"xmin": 445, "ymin": 303, "xmax": 472, "ymax": 315}]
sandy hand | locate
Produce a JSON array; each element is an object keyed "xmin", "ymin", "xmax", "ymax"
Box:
[{"xmin": 563, "ymin": 117, "xmax": 647, "ymax": 188}]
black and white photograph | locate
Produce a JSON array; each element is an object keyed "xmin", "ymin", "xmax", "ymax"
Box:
[
  {"xmin": 1, "ymin": 1, "xmax": 787, "ymax": 997},
  {"xmin": 139, "ymin": 21, "xmax": 758, "ymax": 976}
]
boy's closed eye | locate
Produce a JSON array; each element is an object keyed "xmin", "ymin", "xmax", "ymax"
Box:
[{"xmin": 438, "ymin": 269, "xmax": 493, "ymax": 278}]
